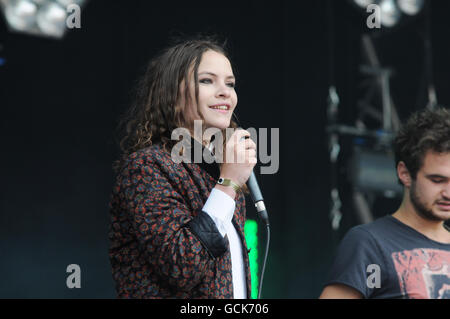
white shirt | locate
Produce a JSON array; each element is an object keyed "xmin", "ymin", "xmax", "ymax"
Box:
[{"xmin": 202, "ymin": 188, "xmax": 247, "ymax": 299}]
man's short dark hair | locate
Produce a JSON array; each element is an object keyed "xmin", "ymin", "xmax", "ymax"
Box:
[{"xmin": 394, "ymin": 107, "xmax": 450, "ymax": 183}]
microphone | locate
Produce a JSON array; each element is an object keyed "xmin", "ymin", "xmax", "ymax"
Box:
[
  {"xmin": 238, "ymin": 130, "xmax": 270, "ymax": 226},
  {"xmin": 247, "ymin": 171, "xmax": 269, "ymax": 226},
  {"xmin": 239, "ymin": 129, "xmax": 270, "ymax": 299}
]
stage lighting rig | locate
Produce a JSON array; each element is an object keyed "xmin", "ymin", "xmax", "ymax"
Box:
[
  {"xmin": 0, "ymin": 0, "xmax": 86, "ymax": 39},
  {"xmin": 326, "ymin": 0, "xmax": 430, "ymax": 229},
  {"xmin": 350, "ymin": 0, "xmax": 425, "ymax": 28}
]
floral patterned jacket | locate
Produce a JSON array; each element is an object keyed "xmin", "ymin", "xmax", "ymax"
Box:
[{"xmin": 108, "ymin": 143, "xmax": 251, "ymax": 298}]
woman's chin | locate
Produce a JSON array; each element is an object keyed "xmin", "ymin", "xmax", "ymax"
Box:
[{"xmin": 205, "ymin": 121, "xmax": 231, "ymax": 131}]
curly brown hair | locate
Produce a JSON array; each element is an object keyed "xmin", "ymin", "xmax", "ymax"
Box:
[
  {"xmin": 394, "ymin": 107, "xmax": 450, "ymax": 182},
  {"xmin": 114, "ymin": 37, "xmax": 239, "ymax": 172}
]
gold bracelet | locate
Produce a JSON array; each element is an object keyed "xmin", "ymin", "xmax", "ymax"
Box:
[{"xmin": 217, "ymin": 177, "xmax": 241, "ymax": 192}]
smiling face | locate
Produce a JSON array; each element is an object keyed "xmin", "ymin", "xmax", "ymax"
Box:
[
  {"xmin": 402, "ymin": 151, "xmax": 450, "ymax": 222},
  {"xmin": 183, "ymin": 50, "xmax": 237, "ymax": 132}
]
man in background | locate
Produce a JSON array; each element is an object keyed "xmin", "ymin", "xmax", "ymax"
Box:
[{"xmin": 320, "ymin": 108, "xmax": 450, "ymax": 299}]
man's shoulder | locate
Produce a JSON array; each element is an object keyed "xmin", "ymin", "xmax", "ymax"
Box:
[
  {"xmin": 359, "ymin": 215, "xmax": 394, "ymax": 231},
  {"xmin": 345, "ymin": 216, "xmax": 395, "ymax": 243}
]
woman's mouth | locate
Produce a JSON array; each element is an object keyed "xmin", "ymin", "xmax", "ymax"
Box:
[{"xmin": 209, "ymin": 104, "xmax": 230, "ymax": 113}]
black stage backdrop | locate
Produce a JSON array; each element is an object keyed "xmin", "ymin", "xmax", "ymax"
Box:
[{"xmin": 1, "ymin": 0, "xmax": 450, "ymax": 298}]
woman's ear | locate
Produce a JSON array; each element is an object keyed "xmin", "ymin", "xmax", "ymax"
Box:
[{"xmin": 397, "ymin": 161, "xmax": 412, "ymax": 188}]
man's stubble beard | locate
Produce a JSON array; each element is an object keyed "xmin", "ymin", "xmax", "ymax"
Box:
[{"xmin": 410, "ymin": 180, "xmax": 448, "ymax": 222}]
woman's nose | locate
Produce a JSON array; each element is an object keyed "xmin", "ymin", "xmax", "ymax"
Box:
[{"xmin": 216, "ymin": 83, "xmax": 231, "ymax": 98}]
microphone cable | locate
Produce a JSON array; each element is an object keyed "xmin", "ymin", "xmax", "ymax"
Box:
[
  {"xmin": 257, "ymin": 211, "xmax": 270, "ymax": 299},
  {"xmin": 247, "ymin": 172, "xmax": 270, "ymax": 300}
]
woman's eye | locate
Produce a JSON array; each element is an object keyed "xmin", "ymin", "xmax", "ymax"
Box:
[{"xmin": 199, "ymin": 78, "xmax": 235, "ymax": 88}]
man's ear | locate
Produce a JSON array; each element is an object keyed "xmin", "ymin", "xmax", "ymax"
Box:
[{"xmin": 397, "ymin": 161, "xmax": 412, "ymax": 188}]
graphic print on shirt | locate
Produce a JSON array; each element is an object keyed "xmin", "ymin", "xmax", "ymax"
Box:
[{"xmin": 392, "ymin": 248, "xmax": 450, "ymax": 299}]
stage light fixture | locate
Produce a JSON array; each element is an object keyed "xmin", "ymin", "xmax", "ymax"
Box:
[
  {"xmin": 379, "ymin": 0, "xmax": 401, "ymax": 27},
  {"xmin": 36, "ymin": 1, "xmax": 67, "ymax": 38},
  {"xmin": 354, "ymin": 0, "xmax": 376, "ymax": 9},
  {"xmin": 3, "ymin": 0, "xmax": 37, "ymax": 32},
  {"xmin": 0, "ymin": 0, "xmax": 86, "ymax": 39},
  {"xmin": 351, "ymin": 0, "xmax": 426, "ymax": 28},
  {"xmin": 349, "ymin": 148, "xmax": 403, "ymax": 197},
  {"xmin": 397, "ymin": 0, "xmax": 424, "ymax": 15}
]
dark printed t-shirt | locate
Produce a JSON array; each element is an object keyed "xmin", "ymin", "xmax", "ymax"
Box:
[{"xmin": 325, "ymin": 215, "xmax": 450, "ymax": 299}]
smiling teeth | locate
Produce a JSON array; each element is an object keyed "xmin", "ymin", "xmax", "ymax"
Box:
[{"xmin": 211, "ymin": 105, "xmax": 228, "ymax": 110}]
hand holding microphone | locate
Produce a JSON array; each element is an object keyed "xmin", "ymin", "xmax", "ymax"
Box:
[
  {"xmin": 216, "ymin": 129, "xmax": 269, "ymax": 226},
  {"xmin": 216, "ymin": 129, "xmax": 257, "ymax": 199}
]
